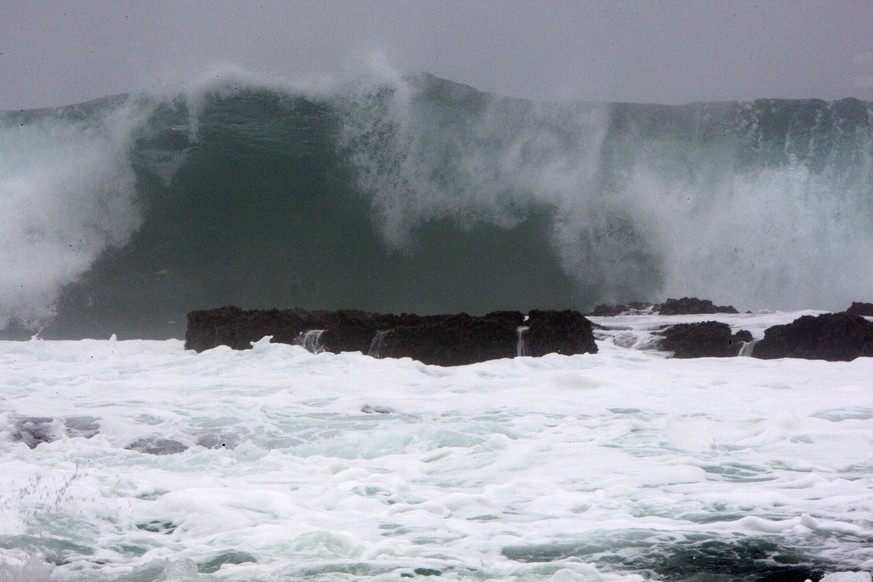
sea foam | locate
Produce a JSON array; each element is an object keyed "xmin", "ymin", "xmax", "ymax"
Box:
[{"xmin": 1, "ymin": 311, "xmax": 871, "ymax": 580}]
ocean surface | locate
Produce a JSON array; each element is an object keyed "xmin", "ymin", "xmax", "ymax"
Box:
[
  {"xmin": 1, "ymin": 70, "xmax": 872, "ymax": 338},
  {"xmin": 1, "ymin": 310, "xmax": 872, "ymax": 581},
  {"xmin": 2, "ymin": 71, "xmax": 872, "ymax": 580}
]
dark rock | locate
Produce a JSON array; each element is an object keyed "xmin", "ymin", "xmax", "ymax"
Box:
[
  {"xmin": 185, "ymin": 307, "xmax": 598, "ymax": 365},
  {"xmin": 846, "ymin": 302, "xmax": 873, "ymax": 316},
  {"xmin": 378, "ymin": 311, "xmax": 522, "ymax": 366},
  {"xmin": 588, "ymin": 304, "xmax": 627, "ymax": 317},
  {"xmin": 588, "ymin": 302, "xmax": 655, "ymax": 316},
  {"xmin": 361, "ymin": 405, "xmax": 394, "ymax": 414},
  {"xmin": 136, "ymin": 520, "xmax": 178, "ymax": 533},
  {"xmin": 198, "ymin": 551, "xmax": 257, "ymax": 574},
  {"xmin": 12, "ymin": 416, "xmax": 101, "ymax": 448},
  {"xmin": 196, "ymin": 433, "xmax": 238, "ymax": 449},
  {"xmin": 657, "ymin": 297, "xmax": 738, "ymax": 316},
  {"xmin": 753, "ymin": 312, "xmax": 873, "ymax": 361},
  {"xmin": 733, "ymin": 329, "xmax": 754, "ymax": 343},
  {"xmin": 127, "ymin": 437, "xmax": 189, "ymax": 455},
  {"xmin": 658, "ymin": 321, "xmax": 750, "ymax": 358},
  {"xmin": 587, "ymin": 297, "xmax": 739, "ymax": 317},
  {"xmin": 526, "ymin": 310, "xmax": 598, "ymax": 357}
]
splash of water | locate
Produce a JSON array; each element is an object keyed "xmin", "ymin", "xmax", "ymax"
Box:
[
  {"xmin": 297, "ymin": 329, "xmax": 326, "ymax": 354},
  {"xmin": 0, "ymin": 99, "xmax": 152, "ymax": 329}
]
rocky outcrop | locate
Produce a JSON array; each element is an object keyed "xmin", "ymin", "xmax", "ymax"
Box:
[
  {"xmin": 185, "ymin": 307, "xmax": 407, "ymax": 353},
  {"xmin": 657, "ymin": 297, "xmax": 739, "ymax": 316},
  {"xmin": 525, "ymin": 310, "xmax": 599, "ymax": 357},
  {"xmin": 587, "ymin": 297, "xmax": 738, "ymax": 317},
  {"xmin": 846, "ymin": 302, "xmax": 873, "ymax": 317},
  {"xmin": 376, "ymin": 311, "xmax": 523, "ymax": 366},
  {"xmin": 588, "ymin": 302, "xmax": 654, "ymax": 316},
  {"xmin": 185, "ymin": 307, "xmax": 597, "ymax": 365},
  {"xmin": 753, "ymin": 313, "xmax": 873, "ymax": 361},
  {"xmin": 658, "ymin": 321, "xmax": 752, "ymax": 358}
]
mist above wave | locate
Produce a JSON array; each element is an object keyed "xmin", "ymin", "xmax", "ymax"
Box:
[{"xmin": 337, "ymin": 73, "xmax": 873, "ymax": 311}]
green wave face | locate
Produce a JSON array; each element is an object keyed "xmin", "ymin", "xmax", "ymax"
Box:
[{"xmin": 2, "ymin": 74, "xmax": 872, "ymax": 338}]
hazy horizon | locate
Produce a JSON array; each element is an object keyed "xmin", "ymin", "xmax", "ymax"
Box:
[{"xmin": 1, "ymin": 0, "xmax": 872, "ymax": 110}]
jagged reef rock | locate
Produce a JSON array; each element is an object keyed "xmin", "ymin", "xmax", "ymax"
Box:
[
  {"xmin": 753, "ymin": 313, "xmax": 873, "ymax": 361},
  {"xmin": 657, "ymin": 297, "xmax": 739, "ymax": 316},
  {"xmin": 587, "ymin": 297, "xmax": 738, "ymax": 317},
  {"xmin": 658, "ymin": 321, "xmax": 752, "ymax": 358},
  {"xmin": 846, "ymin": 302, "xmax": 873, "ymax": 317},
  {"xmin": 588, "ymin": 302, "xmax": 654, "ymax": 316},
  {"xmin": 185, "ymin": 307, "xmax": 597, "ymax": 366}
]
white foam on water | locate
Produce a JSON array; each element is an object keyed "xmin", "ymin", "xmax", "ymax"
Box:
[{"xmin": 0, "ymin": 312, "xmax": 871, "ymax": 580}]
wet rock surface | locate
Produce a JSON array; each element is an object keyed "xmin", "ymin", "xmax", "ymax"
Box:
[
  {"xmin": 846, "ymin": 301, "xmax": 873, "ymax": 316},
  {"xmin": 588, "ymin": 297, "xmax": 738, "ymax": 317},
  {"xmin": 127, "ymin": 437, "xmax": 189, "ymax": 456},
  {"xmin": 525, "ymin": 310, "xmax": 599, "ymax": 358},
  {"xmin": 588, "ymin": 302, "xmax": 655, "ymax": 316},
  {"xmin": 10, "ymin": 416, "xmax": 102, "ymax": 448},
  {"xmin": 753, "ymin": 312, "xmax": 873, "ymax": 362},
  {"xmin": 658, "ymin": 321, "xmax": 751, "ymax": 358},
  {"xmin": 11, "ymin": 417, "xmax": 57, "ymax": 449},
  {"xmin": 656, "ymin": 297, "xmax": 739, "ymax": 316},
  {"xmin": 186, "ymin": 307, "xmax": 598, "ymax": 366}
]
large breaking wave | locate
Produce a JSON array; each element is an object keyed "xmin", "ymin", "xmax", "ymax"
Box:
[{"xmin": 2, "ymin": 69, "xmax": 872, "ymax": 338}]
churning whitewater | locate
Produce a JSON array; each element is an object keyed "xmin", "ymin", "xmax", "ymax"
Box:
[
  {"xmin": 1, "ymin": 311, "xmax": 872, "ymax": 581},
  {"xmin": 1, "ymin": 70, "xmax": 873, "ymax": 338},
  {"xmin": 1, "ymin": 70, "xmax": 873, "ymax": 580}
]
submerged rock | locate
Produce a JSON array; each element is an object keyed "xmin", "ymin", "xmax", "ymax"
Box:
[
  {"xmin": 64, "ymin": 416, "xmax": 100, "ymax": 439},
  {"xmin": 361, "ymin": 405, "xmax": 394, "ymax": 414},
  {"xmin": 753, "ymin": 313, "xmax": 873, "ymax": 361},
  {"xmin": 658, "ymin": 321, "xmax": 751, "ymax": 358},
  {"xmin": 185, "ymin": 307, "xmax": 597, "ymax": 365},
  {"xmin": 198, "ymin": 551, "xmax": 257, "ymax": 574},
  {"xmin": 127, "ymin": 437, "xmax": 189, "ymax": 456},
  {"xmin": 11, "ymin": 416, "xmax": 57, "ymax": 448},
  {"xmin": 11, "ymin": 416, "xmax": 102, "ymax": 449},
  {"xmin": 503, "ymin": 535, "xmax": 832, "ymax": 581}
]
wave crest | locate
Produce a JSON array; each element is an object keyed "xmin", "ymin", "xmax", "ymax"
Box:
[{"xmin": 2, "ymin": 69, "xmax": 872, "ymax": 337}]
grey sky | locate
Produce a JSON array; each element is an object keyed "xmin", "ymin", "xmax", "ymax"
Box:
[{"xmin": 1, "ymin": 0, "xmax": 871, "ymax": 110}]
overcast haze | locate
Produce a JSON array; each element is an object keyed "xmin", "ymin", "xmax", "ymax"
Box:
[{"xmin": 1, "ymin": 0, "xmax": 872, "ymax": 110}]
